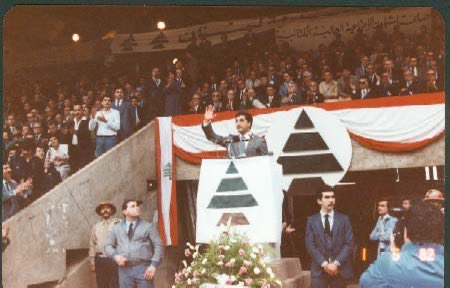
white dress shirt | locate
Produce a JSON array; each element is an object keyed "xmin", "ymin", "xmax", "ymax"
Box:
[
  {"xmin": 320, "ymin": 209, "xmax": 334, "ymax": 230},
  {"xmin": 89, "ymin": 108, "xmax": 120, "ymax": 136}
]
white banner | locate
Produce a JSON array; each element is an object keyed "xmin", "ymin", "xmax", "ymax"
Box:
[
  {"xmin": 275, "ymin": 7, "xmax": 431, "ymax": 51},
  {"xmin": 156, "ymin": 117, "xmax": 176, "ymax": 245},
  {"xmin": 110, "ymin": 8, "xmax": 358, "ymax": 54},
  {"xmin": 196, "ymin": 156, "xmax": 283, "ymax": 244}
]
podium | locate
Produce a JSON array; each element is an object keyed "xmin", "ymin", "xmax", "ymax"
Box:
[{"xmin": 196, "ymin": 156, "xmax": 284, "ymax": 254}]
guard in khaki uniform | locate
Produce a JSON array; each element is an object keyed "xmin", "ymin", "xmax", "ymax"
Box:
[{"xmin": 89, "ymin": 201, "xmax": 121, "ymax": 288}]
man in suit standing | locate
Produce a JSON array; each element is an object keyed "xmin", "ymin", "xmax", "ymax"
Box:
[
  {"xmin": 130, "ymin": 96, "xmax": 145, "ymax": 131},
  {"xmin": 2, "ymin": 163, "xmax": 33, "ymax": 221},
  {"xmin": 105, "ymin": 199, "xmax": 163, "ymax": 288},
  {"xmin": 144, "ymin": 67, "xmax": 165, "ymax": 120},
  {"xmin": 202, "ymin": 108, "xmax": 268, "ymax": 158},
  {"xmin": 71, "ymin": 104, "xmax": 91, "ymax": 172},
  {"xmin": 305, "ymin": 186, "xmax": 353, "ymax": 288},
  {"xmin": 112, "ymin": 88, "xmax": 133, "ymax": 142}
]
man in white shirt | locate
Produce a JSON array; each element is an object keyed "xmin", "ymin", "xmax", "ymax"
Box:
[{"xmin": 89, "ymin": 96, "xmax": 120, "ymax": 158}]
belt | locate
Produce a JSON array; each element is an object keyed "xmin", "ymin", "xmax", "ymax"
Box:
[{"xmin": 125, "ymin": 260, "xmax": 151, "ymax": 267}]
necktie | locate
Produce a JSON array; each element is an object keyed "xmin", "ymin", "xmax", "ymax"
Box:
[
  {"xmin": 324, "ymin": 214, "xmax": 331, "ymax": 235},
  {"xmin": 229, "ymin": 100, "xmax": 233, "ymax": 110},
  {"xmin": 128, "ymin": 223, "xmax": 134, "ymax": 240},
  {"xmin": 5, "ymin": 181, "xmax": 11, "ymax": 193}
]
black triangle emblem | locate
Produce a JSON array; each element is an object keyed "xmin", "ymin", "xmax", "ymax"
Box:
[
  {"xmin": 216, "ymin": 177, "xmax": 248, "ymax": 192},
  {"xmin": 226, "ymin": 162, "xmax": 239, "ymax": 174},
  {"xmin": 295, "ymin": 110, "xmax": 314, "ymax": 129}
]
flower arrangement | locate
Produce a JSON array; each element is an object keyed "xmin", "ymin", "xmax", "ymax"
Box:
[{"xmin": 173, "ymin": 229, "xmax": 282, "ymax": 288}]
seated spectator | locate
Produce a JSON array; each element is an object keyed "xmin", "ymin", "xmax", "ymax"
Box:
[
  {"xmin": 337, "ymin": 68, "xmax": 355, "ymax": 99},
  {"xmin": 305, "ymin": 81, "xmax": 324, "ymax": 104},
  {"xmin": 242, "ymin": 88, "xmax": 265, "ymax": 109},
  {"xmin": 245, "ymin": 70, "xmax": 261, "ymax": 90},
  {"xmin": 281, "ymin": 82, "xmax": 303, "ymax": 106},
  {"xmin": 223, "ymin": 90, "xmax": 239, "ymax": 111},
  {"xmin": 374, "ymin": 72, "xmax": 399, "ymax": 97},
  {"xmin": 423, "ymin": 69, "xmax": 443, "ymax": 92},
  {"xmin": 319, "ymin": 71, "xmax": 339, "ymax": 102},
  {"xmin": 260, "ymin": 84, "xmax": 281, "ymax": 108},
  {"xmin": 351, "ymin": 77, "xmax": 374, "ymax": 100},
  {"xmin": 360, "ymin": 203, "xmax": 444, "ymax": 288},
  {"xmin": 398, "ymin": 70, "xmax": 422, "ymax": 96},
  {"xmin": 46, "ymin": 135, "xmax": 70, "ymax": 180},
  {"xmin": 188, "ymin": 94, "xmax": 204, "ymax": 114},
  {"xmin": 209, "ymin": 91, "xmax": 223, "ymax": 112}
]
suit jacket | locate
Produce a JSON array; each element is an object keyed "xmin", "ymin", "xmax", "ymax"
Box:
[
  {"xmin": 130, "ymin": 105, "xmax": 145, "ymax": 130},
  {"xmin": 105, "ymin": 218, "xmax": 163, "ymax": 267},
  {"xmin": 360, "ymin": 242, "xmax": 444, "ymax": 288},
  {"xmin": 398, "ymin": 80, "xmax": 423, "ymax": 96},
  {"xmin": 112, "ymin": 100, "xmax": 133, "ymax": 139},
  {"xmin": 305, "ymin": 91, "xmax": 325, "ymax": 104},
  {"xmin": 260, "ymin": 94, "xmax": 281, "ymax": 108},
  {"xmin": 202, "ymin": 123, "xmax": 268, "ymax": 158},
  {"xmin": 351, "ymin": 89, "xmax": 374, "ymax": 100},
  {"xmin": 305, "ymin": 211, "xmax": 354, "ymax": 280},
  {"xmin": 281, "ymin": 91, "xmax": 304, "ymax": 106},
  {"xmin": 73, "ymin": 119, "xmax": 91, "ymax": 149},
  {"xmin": 144, "ymin": 78, "xmax": 165, "ymax": 119},
  {"xmin": 2, "ymin": 180, "xmax": 32, "ymax": 221}
]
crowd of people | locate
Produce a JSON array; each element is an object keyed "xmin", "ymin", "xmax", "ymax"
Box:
[{"xmin": 2, "ymin": 23, "xmax": 444, "ymax": 221}]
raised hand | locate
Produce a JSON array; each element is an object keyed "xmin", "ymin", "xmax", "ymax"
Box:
[{"xmin": 203, "ymin": 105, "xmax": 216, "ymax": 125}]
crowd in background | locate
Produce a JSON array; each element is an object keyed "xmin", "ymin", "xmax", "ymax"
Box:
[{"xmin": 2, "ymin": 23, "xmax": 444, "ymax": 220}]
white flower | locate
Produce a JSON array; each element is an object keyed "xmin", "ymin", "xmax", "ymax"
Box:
[
  {"xmin": 217, "ymin": 261, "xmax": 224, "ymax": 266},
  {"xmin": 224, "ymin": 245, "xmax": 231, "ymax": 251},
  {"xmin": 253, "ymin": 267, "xmax": 261, "ymax": 275},
  {"xmin": 250, "ymin": 253, "xmax": 257, "ymax": 259},
  {"xmin": 202, "ymin": 258, "xmax": 208, "ymax": 265},
  {"xmin": 187, "ymin": 278, "xmax": 192, "ymax": 285},
  {"xmin": 193, "ymin": 252, "xmax": 198, "ymax": 259},
  {"xmin": 252, "ymin": 247, "xmax": 259, "ymax": 253},
  {"xmin": 187, "ymin": 266, "xmax": 192, "ymax": 273},
  {"xmin": 269, "ymin": 272, "xmax": 275, "ymax": 279},
  {"xmin": 201, "ymin": 268, "xmax": 206, "ymax": 274},
  {"xmin": 276, "ymin": 280, "xmax": 282, "ymax": 285},
  {"xmin": 266, "ymin": 267, "xmax": 273, "ymax": 274}
]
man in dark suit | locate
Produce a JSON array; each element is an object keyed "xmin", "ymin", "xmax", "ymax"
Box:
[
  {"xmin": 351, "ymin": 78, "xmax": 374, "ymax": 100},
  {"xmin": 130, "ymin": 97, "xmax": 145, "ymax": 131},
  {"xmin": 143, "ymin": 67, "xmax": 165, "ymax": 120},
  {"xmin": 305, "ymin": 186, "xmax": 353, "ymax": 288},
  {"xmin": 223, "ymin": 90, "xmax": 240, "ymax": 112},
  {"xmin": 71, "ymin": 104, "xmax": 92, "ymax": 172},
  {"xmin": 260, "ymin": 85, "xmax": 281, "ymax": 108},
  {"xmin": 398, "ymin": 70, "xmax": 423, "ymax": 96},
  {"xmin": 374, "ymin": 72, "xmax": 399, "ymax": 97},
  {"xmin": 202, "ymin": 108, "xmax": 268, "ymax": 158},
  {"xmin": 112, "ymin": 88, "xmax": 133, "ymax": 142}
]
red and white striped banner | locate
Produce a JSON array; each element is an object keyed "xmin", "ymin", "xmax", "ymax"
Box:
[{"xmin": 155, "ymin": 92, "xmax": 444, "ymax": 244}]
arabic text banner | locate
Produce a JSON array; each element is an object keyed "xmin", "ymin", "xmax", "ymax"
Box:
[{"xmin": 276, "ymin": 7, "xmax": 431, "ymax": 51}]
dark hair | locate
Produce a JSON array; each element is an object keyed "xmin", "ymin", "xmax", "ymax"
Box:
[
  {"xmin": 315, "ymin": 185, "xmax": 334, "ymax": 200},
  {"xmin": 101, "ymin": 95, "xmax": 112, "ymax": 102},
  {"xmin": 404, "ymin": 202, "xmax": 443, "ymax": 244},
  {"xmin": 234, "ymin": 111, "xmax": 253, "ymax": 127},
  {"xmin": 121, "ymin": 199, "xmax": 143, "ymax": 211},
  {"xmin": 377, "ymin": 198, "xmax": 390, "ymax": 210},
  {"xmin": 392, "ymin": 219, "xmax": 406, "ymax": 249}
]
